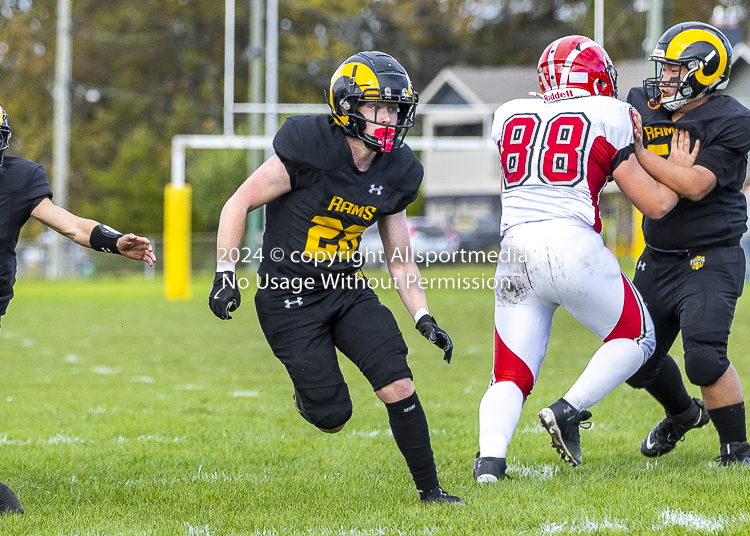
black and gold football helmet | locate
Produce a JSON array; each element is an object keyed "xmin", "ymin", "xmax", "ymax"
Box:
[
  {"xmin": 0, "ymin": 105, "xmax": 10, "ymax": 166},
  {"xmin": 327, "ymin": 51, "xmax": 417, "ymax": 152},
  {"xmin": 643, "ymin": 22, "xmax": 732, "ymax": 111}
]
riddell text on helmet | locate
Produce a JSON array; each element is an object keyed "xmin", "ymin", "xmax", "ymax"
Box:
[{"xmin": 542, "ymin": 89, "xmax": 575, "ymax": 102}]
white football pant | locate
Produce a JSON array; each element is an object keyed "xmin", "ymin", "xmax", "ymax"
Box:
[{"xmin": 479, "ymin": 220, "xmax": 655, "ymax": 458}]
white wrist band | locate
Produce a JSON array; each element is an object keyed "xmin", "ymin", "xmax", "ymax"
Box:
[
  {"xmin": 216, "ymin": 261, "xmax": 237, "ymax": 273},
  {"xmin": 414, "ymin": 308, "xmax": 430, "ymax": 322}
]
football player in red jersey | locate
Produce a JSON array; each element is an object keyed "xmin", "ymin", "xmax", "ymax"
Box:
[
  {"xmin": 0, "ymin": 105, "xmax": 156, "ymax": 515},
  {"xmin": 626, "ymin": 22, "xmax": 750, "ymax": 466},
  {"xmin": 474, "ymin": 36, "xmax": 697, "ymax": 481},
  {"xmin": 209, "ymin": 52, "xmax": 462, "ymax": 505}
]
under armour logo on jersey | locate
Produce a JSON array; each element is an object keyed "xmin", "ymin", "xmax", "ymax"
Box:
[
  {"xmin": 284, "ymin": 297, "xmax": 303, "ymax": 308},
  {"xmin": 637, "ymin": 261, "xmax": 646, "ymax": 271},
  {"xmin": 369, "ymin": 184, "xmax": 383, "ymax": 195}
]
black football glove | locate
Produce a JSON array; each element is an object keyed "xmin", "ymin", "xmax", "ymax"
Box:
[
  {"xmin": 209, "ymin": 271, "xmax": 242, "ymax": 320},
  {"xmin": 415, "ymin": 315, "xmax": 454, "ymax": 364}
]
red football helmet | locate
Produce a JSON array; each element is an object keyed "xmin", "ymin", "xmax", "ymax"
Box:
[{"xmin": 537, "ymin": 35, "xmax": 618, "ymax": 103}]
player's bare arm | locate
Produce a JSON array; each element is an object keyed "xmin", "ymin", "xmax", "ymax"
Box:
[
  {"xmin": 216, "ymin": 154, "xmax": 292, "ymax": 257},
  {"xmin": 377, "ymin": 211, "xmax": 428, "ymax": 317},
  {"xmin": 378, "ymin": 211, "xmax": 454, "ymax": 363},
  {"xmin": 613, "ymin": 155, "xmax": 679, "ymax": 219},
  {"xmin": 210, "ymin": 154, "xmax": 291, "ymax": 320},
  {"xmin": 638, "ymin": 143, "xmax": 714, "ymax": 201},
  {"xmin": 619, "ymin": 109, "xmax": 698, "ymax": 218},
  {"xmin": 631, "ymin": 109, "xmax": 713, "ymax": 201},
  {"xmin": 30, "ymin": 198, "xmax": 155, "ymax": 266}
]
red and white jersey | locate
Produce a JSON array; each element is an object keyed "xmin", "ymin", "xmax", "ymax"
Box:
[{"xmin": 491, "ymin": 95, "xmax": 634, "ymax": 235}]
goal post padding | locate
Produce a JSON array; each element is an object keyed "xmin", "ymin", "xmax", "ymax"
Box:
[{"xmin": 164, "ymin": 183, "xmax": 192, "ymax": 300}]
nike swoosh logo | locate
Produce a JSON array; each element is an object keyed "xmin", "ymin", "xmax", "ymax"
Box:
[
  {"xmin": 645, "ymin": 432, "xmax": 656, "ymax": 450},
  {"xmin": 214, "ymin": 288, "xmax": 223, "ymax": 299}
]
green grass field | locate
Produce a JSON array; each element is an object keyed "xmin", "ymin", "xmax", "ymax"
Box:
[{"xmin": 1, "ymin": 266, "xmax": 750, "ymax": 535}]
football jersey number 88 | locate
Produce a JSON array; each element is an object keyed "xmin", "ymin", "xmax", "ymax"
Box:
[{"xmin": 500, "ymin": 112, "xmax": 590, "ymax": 187}]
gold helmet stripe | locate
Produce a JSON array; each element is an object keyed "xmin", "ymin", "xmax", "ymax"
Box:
[
  {"xmin": 331, "ymin": 62, "xmax": 381, "ymax": 99},
  {"xmin": 665, "ymin": 28, "xmax": 727, "ymax": 86},
  {"xmin": 329, "ymin": 61, "xmax": 381, "ymax": 127}
]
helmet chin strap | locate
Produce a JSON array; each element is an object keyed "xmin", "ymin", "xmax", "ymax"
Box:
[
  {"xmin": 661, "ymin": 88, "xmax": 706, "ymax": 111},
  {"xmin": 661, "ymin": 98, "xmax": 686, "ymax": 111}
]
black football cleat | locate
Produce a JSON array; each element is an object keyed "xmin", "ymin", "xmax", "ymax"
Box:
[
  {"xmin": 420, "ymin": 486, "xmax": 465, "ymax": 505},
  {"xmin": 0, "ymin": 481, "xmax": 23, "ymax": 515},
  {"xmin": 538, "ymin": 398, "xmax": 592, "ymax": 467},
  {"xmin": 641, "ymin": 397, "xmax": 710, "ymax": 458},
  {"xmin": 292, "ymin": 388, "xmax": 315, "ymax": 426},
  {"xmin": 718, "ymin": 441, "xmax": 750, "ymax": 467},
  {"xmin": 473, "ymin": 451, "xmax": 507, "ymax": 483},
  {"xmin": 292, "ymin": 389, "xmax": 305, "ymax": 419}
]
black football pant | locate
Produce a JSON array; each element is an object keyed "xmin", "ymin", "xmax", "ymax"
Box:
[
  {"xmin": 627, "ymin": 245, "xmax": 744, "ymax": 393},
  {"xmin": 255, "ymin": 282, "xmax": 412, "ymax": 430}
]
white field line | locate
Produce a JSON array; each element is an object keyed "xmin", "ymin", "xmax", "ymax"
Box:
[
  {"xmin": 186, "ymin": 524, "xmax": 216, "ymax": 536},
  {"xmin": 117, "ymin": 435, "xmax": 187, "ymax": 443},
  {"xmin": 130, "ymin": 376, "xmax": 156, "ymax": 383},
  {"xmin": 538, "ymin": 517, "xmax": 629, "ymax": 534},
  {"xmin": 0, "ymin": 433, "xmax": 90, "ymax": 445},
  {"xmin": 0, "ymin": 433, "xmax": 190, "ymax": 446},
  {"xmin": 91, "ymin": 366, "xmax": 122, "ymax": 375},
  {"xmin": 239, "ymin": 529, "xmax": 440, "ymax": 536},
  {"xmin": 507, "ymin": 462, "xmax": 561, "ymax": 480},
  {"xmin": 653, "ymin": 507, "xmax": 731, "ymax": 532},
  {"xmin": 229, "ymin": 390, "xmax": 260, "ymax": 397},
  {"xmin": 537, "ymin": 508, "xmax": 744, "ymax": 534}
]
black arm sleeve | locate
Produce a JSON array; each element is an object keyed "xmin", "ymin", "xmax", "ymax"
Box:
[{"xmin": 612, "ymin": 144, "xmax": 636, "ymax": 173}]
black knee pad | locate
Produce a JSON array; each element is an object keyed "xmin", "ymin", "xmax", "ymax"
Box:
[
  {"xmin": 684, "ymin": 348, "xmax": 730, "ymax": 386},
  {"xmin": 316, "ymin": 407, "xmax": 353, "ymax": 431},
  {"xmin": 298, "ymin": 383, "xmax": 353, "ymax": 430}
]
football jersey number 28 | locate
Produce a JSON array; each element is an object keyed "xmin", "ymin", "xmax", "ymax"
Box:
[
  {"xmin": 499, "ymin": 112, "xmax": 590, "ymax": 187},
  {"xmin": 305, "ymin": 216, "xmax": 367, "ymax": 259}
]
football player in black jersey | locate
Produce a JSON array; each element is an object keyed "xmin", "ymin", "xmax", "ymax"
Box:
[
  {"xmin": 625, "ymin": 22, "xmax": 750, "ymax": 466},
  {"xmin": 0, "ymin": 105, "xmax": 156, "ymax": 514},
  {"xmin": 209, "ymin": 52, "xmax": 463, "ymax": 504}
]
